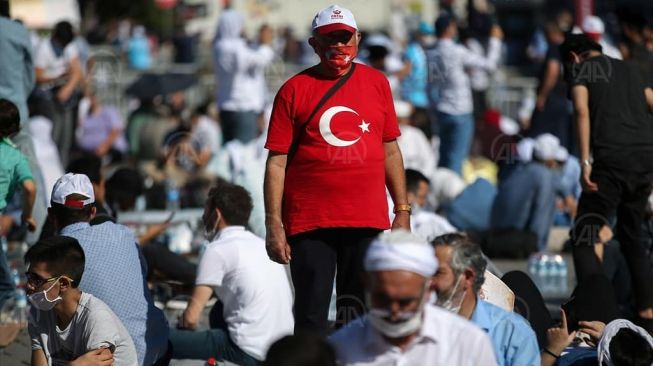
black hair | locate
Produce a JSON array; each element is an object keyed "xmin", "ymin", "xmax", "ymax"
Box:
[
  {"xmin": 609, "ymin": 328, "xmax": 653, "ymax": 366},
  {"xmin": 559, "ymin": 33, "xmax": 603, "ymax": 60},
  {"xmin": 435, "ymin": 12, "xmax": 455, "ymax": 38},
  {"xmin": 0, "ymin": 99, "xmax": 21, "ymax": 137},
  {"xmin": 263, "ymin": 334, "xmax": 337, "ymax": 366},
  {"xmin": 105, "ymin": 168, "xmax": 144, "ymax": 212},
  {"xmin": 67, "ymin": 155, "xmax": 102, "ymax": 185},
  {"xmin": 405, "ymin": 169, "xmax": 429, "ymax": 194},
  {"xmin": 207, "ymin": 178, "xmax": 253, "ymax": 227},
  {"xmin": 50, "ymin": 197, "xmax": 95, "ymax": 229},
  {"xmin": 53, "ymin": 21, "xmax": 75, "ymax": 47},
  {"xmin": 0, "ymin": 0, "xmax": 9, "ymax": 18},
  {"xmin": 24, "ymin": 236, "xmax": 85, "ymax": 288}
]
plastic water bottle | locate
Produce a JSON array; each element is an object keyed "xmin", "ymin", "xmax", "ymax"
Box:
[
  {"xmin": 1, "ymin": 235, "xmax": 7, "ymax": 255},
  {"xmin": 527, "ymin": 252, "xmax": 541, "ymax": 288},
  {"xmin": 552, "ymin": 254, "xmax": 568, "ymax": 297},
  {"xmin": 14, "ymin": 288, "xmax": 28, "ymax": 325},
  {"xmin": 10, "ymin": 265, "xmax": 20, "ymax": 288},
  {"xmin": 165, "ymin": 179, "xmax": 180, "ymax": 211}
]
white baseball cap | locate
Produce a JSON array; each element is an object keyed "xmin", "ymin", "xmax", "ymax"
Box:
[
  {"xmin": 51, "ymin": 173, "xmax": 95, "ymax": 209},
  {"xmin": 312, "ymin": 5, "xmax": 357, "ymax": 35},
  {"xmin": 582, "ymin": 16, "xmax": 605, "ymax": 35}
]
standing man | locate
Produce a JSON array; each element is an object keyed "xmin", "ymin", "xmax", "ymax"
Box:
[
  {"xmin": 428, "ymin": 12, "xmax": 503, "ymax": 175},
  {"xmin": 0, "ymin": 0, "xmax": 48, "ymax": 243},
  {"xmin": 264, "ymin": 4, "xmax": 410, "ymax": 334},
  {"xmin": 563, "ymin": 34, "xmax": 653, "ymax": 331},
  {"xmin": 213, "ymin": 8, "xmax": 275, "ymax": 143}
]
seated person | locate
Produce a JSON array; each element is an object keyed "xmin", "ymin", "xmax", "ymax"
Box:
[
  {"xmin": 170, "ymin": 180, "xmax": 294, "ymax": 365},
  {"xmin": 329, "ymin": 230, "xmax": 497, "ymax": 365},
  {"xmin": 26, "ymin": 236, "xmax": 138, "ymax": 365},
  {"xmin": 431, "ymin": 233, "xmax": 540, "ymax": 366},
  {"xmin": 490, "ymin": 134, "xmax": 565, "ymax": 251}
]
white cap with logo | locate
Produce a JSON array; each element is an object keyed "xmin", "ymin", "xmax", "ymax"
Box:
[
  {"xmin": 312, "ymin": 4, "xmax": 358, "ymax": 35},
  {"xmin": 582, "ymin": 15, "xmax": 605, "ymax": 35},
  {"xmin": 51, "ymin": 173, "xmax": 95, "ymax": 208}
]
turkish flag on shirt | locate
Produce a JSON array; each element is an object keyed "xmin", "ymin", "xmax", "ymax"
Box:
[{"xmin": 265, "ymin": 63, "xmax": 401, "ymax": 236}]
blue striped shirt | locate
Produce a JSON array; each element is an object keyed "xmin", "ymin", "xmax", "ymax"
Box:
[{"xmin": 61, "ymin": 222, "xmax": 168, "ymax": 365}]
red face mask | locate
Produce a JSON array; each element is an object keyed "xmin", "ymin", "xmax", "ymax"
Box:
[{"xmin": 314, "ymin": 41, "xmax": 357, "ymax": 76}]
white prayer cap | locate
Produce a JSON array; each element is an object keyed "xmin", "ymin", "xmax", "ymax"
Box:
[
  {"xmin": 533, "ymin": 133, "xmax": 562, "ymax": 161},
  {"xmin": 597, "ymin": 319, "xmax": 653, "ymax": 366},
  {"xmin": 394, "ymin": 100, "xmax": 413, "ymax": 119},
  {"xmin": 364, "ymin": 229, "xmax": 438, "ymax": 278}
]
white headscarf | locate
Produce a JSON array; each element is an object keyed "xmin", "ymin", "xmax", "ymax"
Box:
[
  {"xmin": 597, "ymin": 319, "xmax": 653, "ymax": 366},
  {"xmin": 364, "ymin": 230, "xmax": 438, "ymax": 278},
  {"xmin": 214, "ymin": 9, "xmax": 245, "ymax": 42}
]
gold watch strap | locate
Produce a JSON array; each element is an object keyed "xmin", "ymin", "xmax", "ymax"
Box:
[{"xmin": 393, "ymin": 204, "xmax": 412, "ymax": 213}]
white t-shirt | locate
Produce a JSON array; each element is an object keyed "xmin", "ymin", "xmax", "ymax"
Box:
[
  {"xmin": 29, "ymin": 292, "xmax": 138, "ymax": 366},
  {"xmin": 35, "ymin": 40, "xmax": 79, "ymax": 82},
  {"xmin": 196, "ymin": 226, "xmax": 294, "ymax": 360}
]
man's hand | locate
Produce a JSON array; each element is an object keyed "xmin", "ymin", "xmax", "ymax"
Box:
[
  {"xmin": 266, "ymin": 225, "xmax": 291, "ymax": 264},
  {"xmin": 546, "ymin": 310, "xmax": 577, "ymax": 355},
  {"xmin": 56, "ymin": 87, "xmax": 73, "ymax": 104},
  {"xmin": 178, "ymin": 308, "xmax": 200, "ymax": 330},
  {"xmin": 581, "ymin": 165, "xmax": 598, "ymax": 192},
  {"xmin": 21, "ymin": 215, "xmax": 36, "ymax": 232},
  {"xmin": 578, "ymin": 320, "xmax": 605, "ymax": 346},
  {"xmin": 490, "ymin": 25, "xmax": 504, "ymax": 40},
  {"xmin": 536, "ymin": 94, "xmax": 547, "ymax": 111},
  {"xmin": 391, "ymin": 211, "xmax": 411, "ymax": 231},
  {"xmin": 69, "ymin": 347, "xmax": 113, "ymax": 366}
]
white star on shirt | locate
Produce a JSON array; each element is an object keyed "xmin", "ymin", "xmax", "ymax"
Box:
[
  {"xmin": 359, "ymin": 120, "xmax": 370, "ymax": 133},
  {"xmin": 344, "ymin": 55, "xmax": 351, "ymax": 62}
]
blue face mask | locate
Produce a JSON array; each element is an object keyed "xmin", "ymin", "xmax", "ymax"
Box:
[{"xmin": 28, "ymin": 278, "xmax": 63, "ymax": 311}]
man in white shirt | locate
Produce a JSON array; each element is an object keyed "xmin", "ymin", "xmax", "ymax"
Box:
[
  {"xmin": 329, "ymin": 229, "xmax": 497, "ymax": 366},
  {"xmin": 171, "ymin": 179, "xmax": 294, "ymax": 366},
  {"xmin": 428, "ymin": 13, "xmax": 503, "ymax": 175},
  {"xmin": 213, "ymin": 9, "xmax": 275, "ymax": 143}
]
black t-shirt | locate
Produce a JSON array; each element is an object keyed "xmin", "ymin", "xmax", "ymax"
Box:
[
  {"xmin": 538, "ymin": 44, "xmax": 567, "ymax": 98},
  {"xmin": 571, "ymin": 55, "xmax": 653, "ymax": 172}
]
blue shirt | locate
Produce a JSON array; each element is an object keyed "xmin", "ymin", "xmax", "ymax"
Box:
[
  {"xmin": 491, "ymin": 162, "xmax": 558, "ymax": 250},
  {"xmin": 471, "ymin": 298, "xmax": 541, "ymax": 366},
  {"xmin": 61, "ymin": 222, "xmax": 169, "ymax": 365},
  {"xmin": 0, "ymin": 17, "xmax": 34, "ymax": 124},
  {"xmin": 401, "ymin": 42, "xmax": 429, "ymax": 108}
]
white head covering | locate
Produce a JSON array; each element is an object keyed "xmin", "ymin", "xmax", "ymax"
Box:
[
  {"xmin": 215, "ymin": 9, "xmax": 245, "ymax": 41},
  {"xmin": 394, "ymin": 100, "xmax": 412, "ymax": 119},
  {"xmin": 597, "ymin": 319, "xmax": 653, "ymax": 366},
  {"xmin": 533, "ymin": 133, "xmax": 562, "ymax": 161},
  {"xmin": 582, "ymin": 15, "xmax": 605, "ymax": 35},
  {"xmin": 364, "ymin": 230, "xmax": 438, "ymax": 278}
]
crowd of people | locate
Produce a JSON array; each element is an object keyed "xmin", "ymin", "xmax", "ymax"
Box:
[{"xmin": 2, "ymin": 0, "xmax": 653, "ymax": 365}]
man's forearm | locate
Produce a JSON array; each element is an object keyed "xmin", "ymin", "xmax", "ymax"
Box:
[
  {"xmin": 576, "ymin": 112, "xmax": 591, "ymax": 162},
  {"xmin": 264, "ymin": 154, "xmax": 287, "ymax": 226},
  {"xmin": 384, "ymin": 141, "xmax": 408, "ymax": 206},
  {"xmin": 22, "ymin": 180, "xmax": 36, "ymax": 218}
]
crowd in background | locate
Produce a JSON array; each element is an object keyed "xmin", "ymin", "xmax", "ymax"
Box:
[{"xmin": 2, "ymin": 0, "xmax": 653, "ymax": 365}]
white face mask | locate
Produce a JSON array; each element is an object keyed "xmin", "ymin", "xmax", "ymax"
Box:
[
  {"xmin": 366, "ymin": 283, "xmax": 428, "ymax": 338},
  {"xmin": 436, "ymin": 274, "xmax": 466, "ymax": 314},
  {"xmin": 28, "ymin": 278, "xmax": 63, "ymax": 311}
]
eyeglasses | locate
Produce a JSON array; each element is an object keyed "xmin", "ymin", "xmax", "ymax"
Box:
[{"xmin": 25, "ymin": 272, "xmax": 62, "ymax": 289}]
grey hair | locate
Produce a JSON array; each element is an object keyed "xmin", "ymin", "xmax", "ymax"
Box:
[{"xmin": 431, "ymin": 233, "xmax": 487, "ymax": 293}]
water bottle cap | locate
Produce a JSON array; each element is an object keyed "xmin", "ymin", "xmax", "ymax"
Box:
[{"xmin": 207, "ymin": 357, "xmax": 217, "ymax": 366}]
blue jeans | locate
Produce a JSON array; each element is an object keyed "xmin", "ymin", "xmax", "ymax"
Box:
[
  {"xmin": 219, "ymin": 110, "xmax": 259, "ymax": 144},
  {"xmin": 169, "ymin": 328, "xmax": 259, "ymax": 366},
  {"xmin": 0, "ymin": 236, "xmax": 14, "ymax": 308},
  {"xmin": 436, "ymin": 112, "xmax": 474, "ymax": 175}
]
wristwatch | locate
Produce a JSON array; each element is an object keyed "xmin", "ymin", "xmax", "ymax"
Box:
[
  {"xmin": 393, "ymin": 204, "xmax": 412, "ymax": 214},
  {"xmin": 582, "ymin": 159, "xmax": 592, "ymax": 168}
]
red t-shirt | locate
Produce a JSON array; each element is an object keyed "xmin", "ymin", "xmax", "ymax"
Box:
[{"xmin": 265, "ymin": 63, "xmax": 401, "ymax": 236}]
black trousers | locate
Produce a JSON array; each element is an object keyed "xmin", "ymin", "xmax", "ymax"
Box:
[
  {"xmin": 288, "ymin": 227, "xmax": 381, "ymax": 335},
  {"xmin": 571, "ymin": 166, "xmax": 653, "ymax": 310}
]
